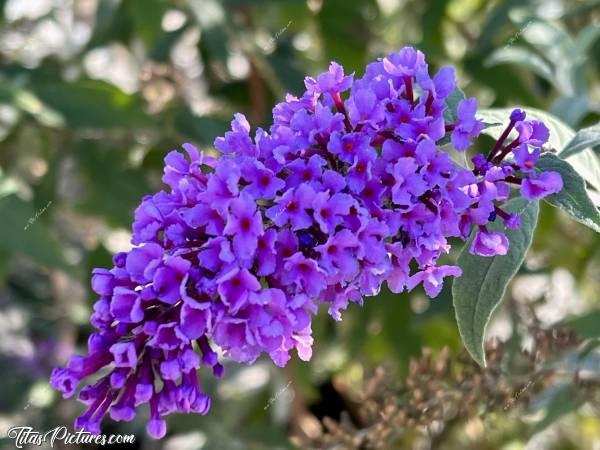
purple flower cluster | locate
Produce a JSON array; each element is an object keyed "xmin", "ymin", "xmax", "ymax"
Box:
[{"xmin": 50, "ymin": 47, "xmax": 562, "ymax": 438}]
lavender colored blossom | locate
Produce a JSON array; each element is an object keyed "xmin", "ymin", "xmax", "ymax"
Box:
[
  {"xmin": 51, "ymin": 47, "xmax": 562, "ymax": 439},
  {"xmin": 521, "ymin": 171, "xmax": 563, "ymax": 200},
  {"xmin": 470, "ymin": 229, "xmax": 509, "ymax": 257}
]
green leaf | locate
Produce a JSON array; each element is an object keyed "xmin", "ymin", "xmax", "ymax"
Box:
[
  {"xmin": 560, "ymin": 122, "xmax": 600, "ymax": 159},
  {"xmin": 575, "ymin": 21, "xmax": 600, "ymax": 54},
  {"xmin": 0, "ymin": 194, "xmax": 67, "ymax": 268},
  {"xmin": 443, "ymin": 86, "xmax": 465, "ymax": 124},
  {"xmin": 188, "ymin": 0, "xmax": 229, "ymax": 63},
  {"xmin": 173, "ymin": 106, "xmax": 230, "ymax": 146},
  {"xmin": 86, "ymin": 0, "xmax": 133, "ymax": 49},
  {"xmin": 419, "ymin": 0, "xmax": 449, "ymax": 59},
  {"xmin": 30, "ymin": 79, "xmax": 150, "ymax": 129},
  {"xmin": 534, "ymin": 384, "xmax": 579, "ymax": 432},
  {"xmin": 127, "ymin": 0, "xmax": 167, "ymax": 50},
  {"xmin": 535, "ymin": 153, "xmax": 600, "ymax": 232},
  {"xmin": 478, "ymin": 107, "xmax": 600, "ymax": 192},
  {"xmin": 318, "ymin": 0, "xmax": 375, "ymax": 72},
  {"xmin": 477, "ymin": 0, "xmax": 521, "ymax": 48},
  {"xmin": 565, "ymin": 310, "xmax": 600, "ymax": 339},
  {"xmin": 520, "ymin": 19, "xmax": 579, "ymax": 95},
  {"xmin": 565, "ymin": 149, "xmax": 600, "ymax": 195},
  {"xmin": 73, "ymin": 142, "xmax": 150, "ymax": 227},
  {"xmin": 0, "ymin": 168, "xmax": 19, "ymax": 199},
  {"xmin": 485, "ymin": 47, "xmax": 554, "ymax": 83},
  {"xmin": 550, "ymin": 95, "xmax": 589, "ymax": 127},
  {"xmin": 453, "ymin": 198, "xmax": 539, "ymax": 366}
]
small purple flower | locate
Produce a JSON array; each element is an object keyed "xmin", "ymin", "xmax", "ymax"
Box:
[
  {"xmin": 110, "ymin": 287, "xmax": 144, "ymax": 323},
  {"xmin": 266, "ymin": 184, "xmax": 316, "ymax": 230},
  {"xmin": 285, "ymin": 154, "xmax": 327, "ymax": 188},
  {"xmin": 504, "ymin": 214, "xmax": 521, "ymax": 229},
  {"xmin": 431, "ymin": 66, "xmax": 457, "ymax": 99},
  {"xmin": 180, "ymin": 304, "xmax": 209, "ymax": 340},
  {"xmin": 388, "ymin": 157, "xmax": 428, "ymax": 207},
  {"xmin": 510, "ymin": 109, "xmax": 526, "ymax": 122},
  {"xmin": 514, "ymin": 120, "xmax": 549, "ymax": 147},
  {"xmin": 256, "ymin": 228, "xmax": 277, "ymax": 276},
  {"xmin": 110, "ymin": 342, "xmax": 138, "ymax": 369},
  {"xmin": 512, "ymin": 145, "xmax": 541, "ymax": 173},
  {"xmin": 223, "ymin": 192, "xmax": 264, "ymax": 261},
  {"xmin": 242, "ymin": 161, "xmax": 285, "ymax": 199},
  {"xmin": 472, "ymin": 154, "xmax": 492, "ymax": 175},
  {"xmin": 125, "ymin": 243, "xmax": 163, "ymax": 284},
  {"xmin": 451, "ymin": 98, "xmax": 484, "ymax": 151},
  {"xmin": 470, "ymin": 229, "xmax": 509, "ymax": 256},
  {"xmin": 346, "ymin": 88, "xmax": 385, "ymax": 127},
  {"xmin": 521, "ymin": 171, "xmax": 563, "ymax": 200},
  {"xmin": 283, "ymin": 253, "xmax": 327, "ymax": 297},
  {"xmin": 307, "ymin": 61, "xmax": 353, "ymax": 95},
  {"xmin": 214, "ymin": 113, "xmax": 257, "ymax": 156},
  {"xmin": 328, "ymin": 131, "xmax": 371, "ymax": 164},
  {"xmin": 347, "ymin": 148, "xmax": 376, "ymax": 193},
  {"xmin": 407, "ymin": 265, "xmax": 462, "ymax": 298},
  {"xmin": 382, "ymin": 47, "xmax": 426, "ymax": 77},
  {"xmin": 315, "ymin": 230, "xmax": 359, "ymax": 279},
  {"xmin": 200, "ymin": 159, "xmax": 241, "ymax": 213},
  {"xmin": 217, "ymin": 267, "xmax": 261, "ymax": 314},
  {"xmin": 312, "ymin": 191, "xmax": 354, "ymax": 233},
  {"xmin": 153, "ymin": 256, "xmax": 191, "ymax": 305}
]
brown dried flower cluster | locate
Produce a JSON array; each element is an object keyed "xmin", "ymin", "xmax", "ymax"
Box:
[{"xmin": 294, "ymin": 326, "xmax": 596, "ymax": 450}]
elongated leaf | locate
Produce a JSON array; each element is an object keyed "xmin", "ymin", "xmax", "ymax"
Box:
[
  {"xmin": 74, "ymin": 141, "xmax": 150, "ymax": 227},
  {"xmin": 520, "ymin": 20, "xmax": 579, "ymax": 95},
  {"xmin": 534, "ymin": 384, "xmax": 579, "ymax": 432},
  {"xmin": 127, "ymin": 0, "xmax": 167, "ymax": 50},
  {"xmin": 419, "ymin": 0, "xmax": 449, "ymax": 59},
  {"xmin": 560, "ymin": 122, "xmax": 600, "ymax": 158},
  {"xmin": 575, "ymin": 21, "xmax": 600, "ymax": 54},
  {"xmin": 535, "ymin": 153, "xmax": 600, "ymax": 232},
  {"xmin": 550, "ymin": 95, "xmax": 589, "ymax": 127},
  {"xmin": 566, "ymin": 150, "xmax": 600, "ymax": 194},
  {"xmin": 565, "ymin": 310, "xmax": 600, "ymax": 339},
  {"xmin": 174, "ymin": 106, "xmax": 230, "ymax": 146},
  {"xmin": 453, "ymin": 198, "xmax": 539, "ymax": 366},
  {"xmin": 31, "ymin": 79, "xmax": 150, "ymax": 129},
  {"xmin": 318, "ymin": 0, "xmax": 374, "ymax": 72},
  {"xmin": 485, "ymin": 47, "xmax": 554, "ymax": 83}
]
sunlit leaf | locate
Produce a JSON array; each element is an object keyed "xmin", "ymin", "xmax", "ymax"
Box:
[
  {"xmin": 535, "ymin": 153, "xmax": 600, "ymax": 232},
  {"xmin": 550, "ymin": 95, "xmax": 589, "ymax": 127},
  {"xmin": 560, "ymin": 122, "xmax": 600, "ymax": 159},
  {"xmin": 485, "ymin": 47, "xmax": 554, "ymax": 83}
]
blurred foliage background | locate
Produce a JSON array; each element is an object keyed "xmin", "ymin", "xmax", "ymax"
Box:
[{"xmin": 0, "ymin": 0, "xmax": 599, "ymax": 449}]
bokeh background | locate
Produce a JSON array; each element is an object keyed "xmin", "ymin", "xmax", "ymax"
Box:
[{"xmin": 1, "ymin": 0, "xmax": 600, "ymax": 449}]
